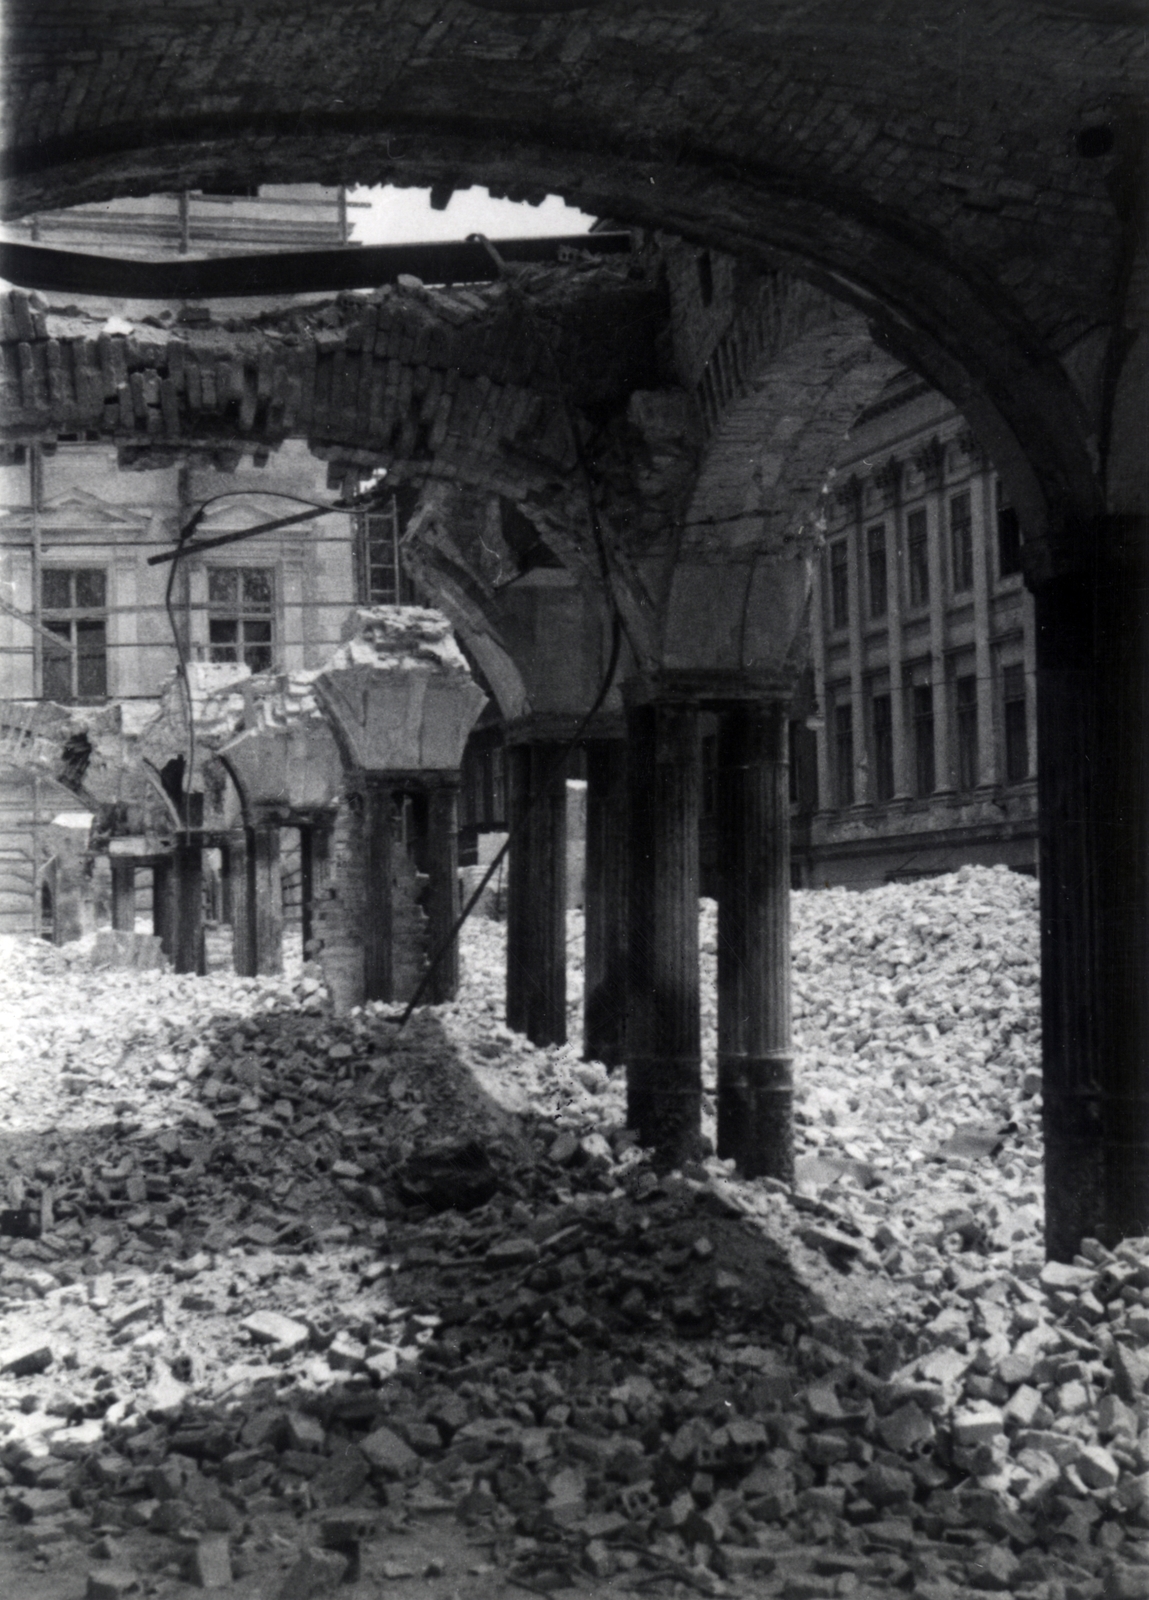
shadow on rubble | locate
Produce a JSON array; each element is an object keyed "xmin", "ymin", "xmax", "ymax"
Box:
[{"xmin": 0, "ymin": 996, "xmax": 841, "ymax": 1567}]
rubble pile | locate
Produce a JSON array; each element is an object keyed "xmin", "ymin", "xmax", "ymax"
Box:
[{"xmin": 0, "ymin": 867, "xmax": 1146, "ymax": 1599}]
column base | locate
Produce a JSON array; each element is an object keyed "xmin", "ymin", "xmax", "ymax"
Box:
[
  {"xmin": 716, "ymin": 1053, "xmax": 794, "ymax": 1183},
  {"xmin": 626, "ymin": 1055, "xmax": 702, "ymax": 1170},
  {"xmin": 1045, "ymin": 1089, "xmax": 1149, "ymax": 1257}
]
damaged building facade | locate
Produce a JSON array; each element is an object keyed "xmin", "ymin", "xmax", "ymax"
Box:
[{"xmin": 1, "ymin": 1, "xmax": 1146, "ymax": 1264}]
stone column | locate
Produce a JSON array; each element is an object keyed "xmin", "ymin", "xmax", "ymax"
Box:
[
  {"xmin": 626, "ymin": 699, "xmax": 701, "ymax": 1167},
  {"xmin": 715, "ymin": 701, "xmax": 794, "ymax": 1181},
  {"xmin": 583, "ymin": 738, "xmax": 628, "ymax": 1067},
  {"xmin": 110, "ymin": 857, "xmax": 136, "ymax": 933},
  {"xmin": 362, "ymin": 777, "xmax": 395, "ymax": 1003},
  {"xmin": 152, "ymin": 856, "xmax": 173, "ymax": 956},
  {"xmin": 227, "ymin": 830, "xmax": 256, "ymax": 977},
  {"xmin": 299, "ymin": 825, "xmax": 315, "ymax": 957},
  {"xmin": 1035, "ymin": 524, "xmax": 1149, "ymax": 1256},
  {"xmin": 506, "ymin": 741, "xmax": 568, "ymax": 1045},
  {"xmin": 425, "ymin": 780, "xmax": 461, "ymax": 1003},
  {"xmin": 249, "ymin": 823, "xmax": 283, "ymax": 976},
  {"xmin": 171, "ymin": 839, "xmax": 205, "ymax": 976}
]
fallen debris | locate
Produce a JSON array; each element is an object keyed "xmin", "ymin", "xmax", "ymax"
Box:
[{"xmin": 0, "ymin": 867, "xmax": 1145, "ymax": 1599}]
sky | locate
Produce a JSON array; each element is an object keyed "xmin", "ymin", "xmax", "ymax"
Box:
[{"xmin": 346, "ymin": 186, "xmax": 595, "ymax": 245}]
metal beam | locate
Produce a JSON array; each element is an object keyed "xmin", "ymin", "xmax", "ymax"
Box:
[{"xmin": 0, "ymin": 231, "xmax": 632, "ymax": 300}]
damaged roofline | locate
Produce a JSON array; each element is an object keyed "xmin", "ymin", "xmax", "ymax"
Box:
[{"xmin": 0, "ymin": 231, "xmax": 633, "ymax": 300}]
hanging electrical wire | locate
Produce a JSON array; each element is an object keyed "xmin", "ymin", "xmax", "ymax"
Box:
[
  {"xmin": 158, "ymin": 478, "xmax": 391, "ymax": 833},
  {"xmin": 389, "ymin": 236, "xmax": 634, "ymax": 1028}
]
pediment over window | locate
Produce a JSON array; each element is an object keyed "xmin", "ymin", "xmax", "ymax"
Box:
[
  {"xmin": 194, "ymin": 495, "xmax": 322, "ymax": 533},
  {"xmin": 0, "ymin": 488, "xmax": 151, "ymax": 529}
]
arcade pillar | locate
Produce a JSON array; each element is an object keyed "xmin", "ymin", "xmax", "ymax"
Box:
[
  {"xmin": 1035, "ymin": 522, "xmax": 1149, "ymax": 1257},
  {"xmin": 425, "ymin": 780, "xmax": 462, "ymax": 1003},
  {"xmin": 110, "ymin": 857, "xmax": 136, "ymax": 933},
  {"xmin": 226, "ymin": 830, "xmax": 255, "ymax": 978},
  {"xmin": 625, "ymin": 699, "xmax": 701, "ymax": 1167},
  {"xmin": 152, "ymin": 855, "xmax": 173, "ymax": 956},
  {"xmin": 506, "ymin": 741, "xmax": 568, "ymax": 1045},
  {"xmin": 249, "ymin": 823, "xmax": 283, "ymax": 976},
  {"xmin": 583, "ymin": 737, "xmax": 628, "ymax": 1067},
  {"xmin": 362, "ymin": 778, "xmax": 396, "ymax": 1004},
  {"xmin": 714, "ymin": 700, "xmax": 794, "ymax": 1181},
  {"xmin": 171, "ymin": 839, "xmax": 205, "ymax": 976}
]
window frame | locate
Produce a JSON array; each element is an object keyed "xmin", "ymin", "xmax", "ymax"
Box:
[
  {"xmin": 870, "ymin": 690, "xmax": 894, "ymax": 803},
  {"xmin": 828, "ymin": 538, "xmax": 850, "ymax": 633},
  {"xmin": 995, "ymin": 480, "xmax": 1023, "ymax": 579},
  {"xmin": 866, "ymin": 522, "xmax": 888, "ymax": 620},
  {"xmin": 906, "ymin": 508, "xmax": 929, "ymax": 609},
  {"xmin": 40, "ymin": 565, "xmax": 109, "ymax": 703},
  {"xmin": 949, "ymin": 489, "xmax": 974, "ymax": 594},
  {"xmin": 954, "ymin": 672, "xmax": 978, "ymax": 791},
  {"xmin": 1003, "ymin": 662, "xmax": 1029, "ymax": 783},
  {"xmin": 206, "ymin": 563, "xmax": 276, "ymax": 674},
  {"xmin": 912, "ymin": 681, "xmax": 935, "ymax": 798},
  {"xmin": 834, "ymin": 701, "xmax": 855, "ymax": 808}
]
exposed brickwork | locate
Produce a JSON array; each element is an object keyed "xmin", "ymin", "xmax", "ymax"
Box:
[
  {"xmin": 0, "ymin": 242, "xmax": 882, "ymax": 676},
  {"xmin": 4, "ymin": 0, "xmax": 1141, "ymax": 545}
]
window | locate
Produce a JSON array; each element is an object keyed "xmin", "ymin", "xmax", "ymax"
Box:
[
  {"xmin": 912, "ymin": 682, "xmax": 935, "ymax": 797},
  {"xmin": 834, "ymin": 702, "xmax": 855, "ymax": 807},
  {"xmin": 1003, "ymin": 664, "xmax": 1028, "ymax": 782},
  {"xmin": 950, "ymin": 491, "xmax": 973, "ymax": 593},
  {"xmin": 996, "ymin": 481, "xmax": 1022, "ymax": 577},
  {"xmin": 870, "ymin": 692, "xmax": 894, "ymax": 802},
  {"xmin": 41, "ymin": 568, "xmax": 107, "ymax": 702},
  {"xmin": 829, "ymin": 539, "xmax": 849, "ymax": 631},
  {"xmin": 866, "ymin": 524, "xmax": 888, "ymax": 619},
  {"xmin": 955, "ymin": 673, "xmax": 978, "ymax": 790},
  {"xmin": 357, "ymin": 502, "xmax": 415, "ymax": 605},
  {"xmin": 906, "ymin": 509, "xmax": 929, "ymax": 607},
  {"xmin": 207, "ymin": 566, "xmax": 274, "ymax": 672}
]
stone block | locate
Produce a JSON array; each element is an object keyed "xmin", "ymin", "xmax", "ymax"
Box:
[
  {"xmin": 85, "ymin": 1569, "xmax": 139, "ymax": 1600},
  {"xmin": 952, "ymin": 1407, "xmax": 1004, "ymax": 1447},
  {"xmin": 275, "ymin": 1546, "xmax": 350, "ymax": 1600},
  {"xmin": 240, "ymin": 1310, "xmax": 310, "ymax": 1354},
  {"xmin": 360, "ymin": 1425, "xmax": 418, "ymax": 1479},
  {"xmin": 0, "ymin": 1338, "xmax": 54, "ymax": 1376},
  {"xmin": 187, "ymin": 1535, "xmax": 232, "ymax": 1589}
]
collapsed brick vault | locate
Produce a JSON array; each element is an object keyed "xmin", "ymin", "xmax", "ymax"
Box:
[{"xmin": 1, "ymin": 0, "xmax": 1147, "ymax": 1261}]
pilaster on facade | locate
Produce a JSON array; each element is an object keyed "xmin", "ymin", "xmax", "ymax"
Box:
[
  {"xmin": 808, "ymin": 548, "xmax": 831, "ymax": 813},
  {"xmin": 926, "ymin": 484, "xmax": 953, "ymax": 795},
  {"xmin": 845, "ymin": 504, "xmax": 867, "ymax": 809},
  {"xmin": 973, "ymin": 472, "xmax": 999, "ymax": 787},
  {"xmin": 886, "ymin": 502, "xmax": 910, "ymax": 800}
]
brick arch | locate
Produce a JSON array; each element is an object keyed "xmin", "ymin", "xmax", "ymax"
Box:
[
  {"xmin": 5, "ymin": 0, "xmax": 1131, "ymax": 546},
  {"xmin": 658, "ymin": 269, "xmax": 899, "ymax": 674}
]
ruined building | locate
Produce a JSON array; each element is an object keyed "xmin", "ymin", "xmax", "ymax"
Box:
[{"xmin": 1, "ymin": 2, "xmax": 1145, "ymax": 1264}]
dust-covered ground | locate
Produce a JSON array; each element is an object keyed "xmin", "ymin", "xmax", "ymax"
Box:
[{"xmin": 0, "ymin": 866, "xmax": 1145, "ymax": 1600}]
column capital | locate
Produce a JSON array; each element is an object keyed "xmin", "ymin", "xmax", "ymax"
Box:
[
  {"xmin": 356, "ymin": 768, "xmax": 461, "ymax": 790},
  {"xmin": 622, "ymin": 668, "xmax": 797, "ymax": 707},
  {"xmin": 505, "ymin": 711, "xmax": 625, "ymax": 745},
  {"xmin": 1023, "ymin": 511, "xmax": 1148, "ymax": 591}
]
